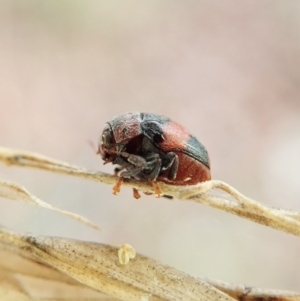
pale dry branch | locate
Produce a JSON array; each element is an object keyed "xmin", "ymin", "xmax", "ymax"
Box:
[
  {"xmin": 0, "ymin": 228, "xmax": 299, "ymax": 301},
  {"xmin": 204, "ymin": 279, "xmax": 300, "ymax": 301},
  {"xmin": 1, "ymin": 146, "xmax": 300, "ymax": 237},
  {"xmin": 0, "ymin": 228, "xmax": 233, "ymax": 301},
  {"xmin": 0, "ymin": 179, "xmax": 100, "ymax": 230}
]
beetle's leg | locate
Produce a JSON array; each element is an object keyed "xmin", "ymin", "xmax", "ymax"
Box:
[
  {"xmin": 152, "ymin": 181, "xmax": 163, "ymax": 197},
  {"xmin": 113, "ymin": 177, "xmax": 123, "ymax": 195},
  {"xmin": 133, "ymin": 188, "xmax": 141, "ymax": 199},
  {"xmin": 115, "ymin": 155, "xmax": 141, "ymax": 199},
  {"xmin": 145, "ymin": 154, "xmax": 162, "ymax": 181},
  {"xmin": 114, "ymin": 166, "xmax": 124, "ymax": 176},
  {"xmin": 114, "ymin": 164, "xmax": 142, "ymax": 199},
  {"xmin": 142, "ymin": 154, "xmax": 164, "ymax": 197},
  {"xmin": 115, "ymin": 152, "xmax": 164, "ymax": 197},
  {"xmin": 163, "ymin": 152, "xmax": 179, "ymax": 180},
  {"xmin": 119, "ymin": 154, "xmax": 148, "ymax": 178},
  {"xmin": 120, "ymin": 153, "xmax": 162, "ymax": 181}
]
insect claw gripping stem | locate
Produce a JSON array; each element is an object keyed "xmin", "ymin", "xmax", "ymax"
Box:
[
  {"xmin": 133, "ymin": 188, "xmax": 141, "ymax": 199},
  {"xmin": 113, "ymin": 177, "xmax": 123, "ymax": 195},
  {"xmin": 152, "ymin": 181, "xmax": 163, "ymax": 197}
]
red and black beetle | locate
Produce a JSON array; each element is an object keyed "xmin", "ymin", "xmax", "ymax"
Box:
[{"xmin": 98, "ymin": 112, "xmax": 211, "ymax": 198}]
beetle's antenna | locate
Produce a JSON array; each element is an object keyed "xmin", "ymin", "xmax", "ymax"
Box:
[{"xmin": 87, "ymin": 139, "xmax": 99, "ymax": 154}]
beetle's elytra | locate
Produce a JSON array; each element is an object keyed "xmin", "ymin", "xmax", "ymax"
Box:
[{"xmin": 98, "ymin": 112, "xmax": 211, "ymax": 198}]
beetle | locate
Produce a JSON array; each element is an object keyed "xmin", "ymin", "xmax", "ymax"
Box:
[{"xmin": 98, "ymin": 112, "xmax": 211, "ymax": 198}]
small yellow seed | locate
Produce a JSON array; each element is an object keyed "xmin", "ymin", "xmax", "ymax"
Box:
[{"xmin": 118, "ymin": 244, "xmax": 136, "ymax": 265}]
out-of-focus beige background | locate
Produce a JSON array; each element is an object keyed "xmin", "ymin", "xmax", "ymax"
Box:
[{"xmin": 0, "ymin": 0, "xmax": 300, "ymax": 291}]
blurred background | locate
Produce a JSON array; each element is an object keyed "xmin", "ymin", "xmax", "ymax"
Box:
[{"xmin": 0, "ymin": 0, "xmax": 300, "ymax": 291}]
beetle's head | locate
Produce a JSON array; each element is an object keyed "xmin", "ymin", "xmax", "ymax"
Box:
[{"xmin": 98, "ymin": 123, "xmax": 117, "ymax": 164}]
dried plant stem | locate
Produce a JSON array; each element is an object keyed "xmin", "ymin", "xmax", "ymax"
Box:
[
  {"xmin": 204, "ymin": 278, "xmax": 300, "ymax": 301},
  {"xmin": 0, "ymin": 228, "xmax": 234, "ymax": 301},
  {"xmin": 1, "ymin": 146, "xmax": 300, "ymax": 237},
  {"xmin": 0, "ymin": 179, "xmax": 100, "ymax": 230},
  {"xmin": 180, "ymin": 180, "xmax": 300, "ymax": 236},
  {"xmin": 0, "ymin": 228, "xmax": 299, "ymax": 301}
]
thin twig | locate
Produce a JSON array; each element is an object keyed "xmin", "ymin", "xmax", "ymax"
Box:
[
  {"xmin": 0, "ymin": 179, "xmax": 100, "ymax": 230},
  {"xmin": 1, "ymin": 146, "xmax": 300, "ymax": 237},
  {"xmin": 204, "ymin": 278, "xmax": 300, "ymax": 301}
]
